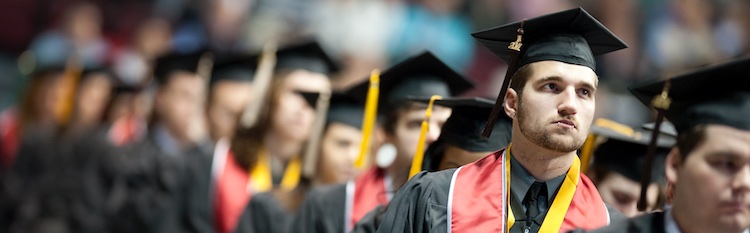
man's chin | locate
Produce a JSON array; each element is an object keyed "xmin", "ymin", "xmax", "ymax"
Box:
[{"xmin": 540, "ymin": 136, "xmax": 583, "ymax": 153}]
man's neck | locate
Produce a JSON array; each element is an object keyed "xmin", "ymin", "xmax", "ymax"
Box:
[
  {"xmin": 385, "ymin": 161, "xmax": 410, "ymax": 192},
  {"xmin": 263, "ymin": 131, "xmax": 303, "ymax": 162},
  {"xmin": 509, "ymin": 136, "xmax": 576, "ymax": 181}
]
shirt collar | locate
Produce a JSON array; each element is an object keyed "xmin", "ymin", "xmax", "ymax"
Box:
[
  {"xmin": 153, "ymin": 124, "xmax": 181, "ymax": 156},
  {"xmin": 508, "ymin": 151, "xmax": 566, "ymax": 203}
]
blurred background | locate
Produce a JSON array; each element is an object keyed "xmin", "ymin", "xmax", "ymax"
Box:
[{"xmin": 1, "ymin": 0, "xmax": 749, "ymax": 126}]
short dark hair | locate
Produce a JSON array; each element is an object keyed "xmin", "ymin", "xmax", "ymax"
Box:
[
  {"xmin": 675, "ymin": 125, "xmax": 707, "ymax": 160},
  {"xmin": 508, "ymin": 64, "xmax": 535, "ymax": 97},
  {"xmin": 382, "ymin": 101, "xmax": 423, "ymax": 135}
]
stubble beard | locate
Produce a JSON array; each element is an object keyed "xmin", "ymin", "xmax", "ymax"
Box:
[{"xmin": 516, "ymin": 99, "xmax": 586, "ymax": 153}]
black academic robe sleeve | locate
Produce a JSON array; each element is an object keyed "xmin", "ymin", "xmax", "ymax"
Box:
[
  {"xmin": 350, "ymin": 205, "xmax": 387, "ymax": 233},
  {"xmin": 375, "ymin": 169, "xmax": 455, "ymax": 233},
  {"xmin": 235, "ymin": 192, "xmax": 294, "ymax": 233},
  {"xmin": 289, "ymin": 184, "xmax": 347, "ymax": 233},
  {"xmin": 567, "ymin": 211, "xmax": 666, "ymax": 233},
  {"xmin": 179, "ymin": 146, "xmax": 214, "ymax": 233}
]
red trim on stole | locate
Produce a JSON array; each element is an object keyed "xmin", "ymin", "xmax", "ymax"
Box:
[
  {"xmin": 350, "ymin": 167, "xmax": 389, "ymax": 228},
  {"xmin": 213, "ymin": 150, "xmax": 253, "ymax": 233},
  {"xmin": 450, "ymin": 149, "xmax": 608, "ymax": 232}
]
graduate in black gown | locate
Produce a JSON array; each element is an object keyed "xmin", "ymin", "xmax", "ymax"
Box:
[
  {"xmin": 3, "ymin": 62, "xmax": 130, "ymax": 233},
  {"xmin": 115, "ymin": 51, "xmax": 214, "ymax": 233},
  {"xmin": 229, "ymin": 41, "xmax": 338, "ymax": 233},
  {"xmin": 583, "ymin": 119, "xmax": 675, "ymax": 217},
  {"xmin": 289, "ymin": 52, "xmax": 473, "ymax": 233},
  {"xmin": 349, "ymin": 97, "xmax": 513, "ymax": 233},
  {"xmin": 579, "ymin": 57, "xmax": 750, "ymax": 233},
  {"xmin": 376, "ymin": 8, "xmax": 628, "ymax": 233}
]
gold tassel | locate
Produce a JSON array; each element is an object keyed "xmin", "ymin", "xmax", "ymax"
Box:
[
  {"xmin": 408, "ymin": 95, "xmax": 442, "ymax": 179},
  {"xmin": 55, "ymin": 55, "xmax": 82, "ymax": 126},
  {"xmin": 355, "ymin": 69, "xmax": 380, "ymax": 169}
]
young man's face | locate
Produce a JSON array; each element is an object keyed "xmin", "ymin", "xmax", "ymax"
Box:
[
  {"xmin": 155, "ymin": 71, "xmax": 206, "ymax": 142},
  {"xmin": 509, "ymin": 61, "xmax": 597, "ymax": 153},
  {"xmin": 596, "ymin": 172, "xmax": 660, "ymax": 217},
  {"xmin": 207, "ymin": 81, "xmax": 253, "ymax": 141},
  {"xmin": 318, "ymin": 122, "xmax": 363, "ymax": 184},
  {"xmin": 668, "ymin": 124, "xmax": 750, "ymax": 232},
  {"xmin": 389, "ymin": 105, "xmax": 451, "ymax": 168},
  {"xmin": 270, "ymin": 70, "xmax": 330, "ymax": 143}
]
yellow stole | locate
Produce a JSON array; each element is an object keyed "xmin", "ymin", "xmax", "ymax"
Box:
[
  {"xmin": 248, "ymin": 148, "xmax": 301, "ymax": 192},
  {"xmin": 506, "ymin": 145, "xmax": 582, "ymax": 232}
]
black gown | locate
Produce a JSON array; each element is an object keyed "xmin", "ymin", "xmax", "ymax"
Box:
[
  {"xmin": 4, "ymin": 127, "xmax": 128, "ymax": 233},
  {"xmin": 234, "ymin": 191, "xmax": 296, "ymax": 233},
  {"xmin": 289, "ymin": 184, "xmax": 348, "ymax": 233},
  {"xmin": 375, "ymin": 170, "xmax": 626, "ymax": 233},
  {"xmin": 113, "ymin": 133, "xmax": 214, "ymax": 233}
]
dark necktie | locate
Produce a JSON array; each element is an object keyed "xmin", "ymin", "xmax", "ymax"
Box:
[{"xmin": 523, "ymin": 181, "xmax": 548, "ymax": 232}]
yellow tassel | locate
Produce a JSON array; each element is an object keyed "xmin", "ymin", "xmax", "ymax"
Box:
[
  {"xmin": 55, "ymin": 55, "xmax": 82, "ymax": 126},
  {"xmin": 579, "ymin": 134, "xmax": 598, "ymax": 173},
  {"xmin": 355, "ymin": 70, "xmax": 380, "ymax": 169},
  {"xmin": 408, "ymin": 95, "xmax": 442, "ymax": 179}
]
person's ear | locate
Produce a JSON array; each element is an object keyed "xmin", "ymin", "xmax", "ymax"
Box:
[
  {"xmin": 504, "ymin": 88, "xmax": 519, "ymax": 119},
  {"xmin": 665, "ymin": 147, "xmax": 682, "ymax": 185}
]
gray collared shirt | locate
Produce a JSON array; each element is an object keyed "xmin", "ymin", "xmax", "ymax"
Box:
[{"xmin": 509, "ymin": 153, "xmax": 566, "ymax": 211}]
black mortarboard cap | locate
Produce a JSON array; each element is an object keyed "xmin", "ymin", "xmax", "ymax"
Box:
[
  {"xmin": 630, "ymin": 57, "xmax": 750, "ymax": 135},
  {"xmin": 209, "ymin": 53, "xmax": 257, "ymax": 86},
  {"xmin": 275, "ymin": 41, "xmax": 340, "ymax": 74},
  {"xmin": 347, "ymin": 52, "xmax": 474, "ymax": 112},
  {"xmin": 591, "ymin": 121, "xmax": 675, "ymax": 182},
  {"xmin": 153, "ymin": 51, "xmax": 205, "ymax": 84},
  {"xmin": 327, "ymin": 93, "xmax": 365, "ymax": 129},
  {"xmin": 80, "ymin": 66, "xmax": 117, "ymax": 83},
  {"xmin": 642, "ymin": 121, "xmax": 677, "ymax": 138},
  {"xmin": 474, "ymin": 7, "xmax": 627, "ymax": 138},
  {"xmin": 414, "ymin": 97, "xmax": 512, "ymax": 171},
  {"xmin": 472, "ymin": 7, "xmax": 628, "ymax": 71}
]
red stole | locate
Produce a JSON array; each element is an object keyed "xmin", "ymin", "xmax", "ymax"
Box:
[
  {"xmin": 347, "ymin": 167, "xmax": 390, "ymax": 231},
  {"xmin": 448, "ymin": 148, "xmax": 609, "ymax": 233},
  {"xmin": 213, "ymin": 144, "xmax": 253, "ymax": 233},
  {"xmin": 0, "ymin": 108, "xmax": 19, "ymax": 168}
]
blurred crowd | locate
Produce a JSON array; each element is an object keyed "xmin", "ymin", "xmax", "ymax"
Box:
[
  {"xmin": 0, "ymin": 0, "xmax": 749, "ymax": 232},
  {"xmin": 1, "ymin": 0, "xmax": 749, "ymax": 120}
]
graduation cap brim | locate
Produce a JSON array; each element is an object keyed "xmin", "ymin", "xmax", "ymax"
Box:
[
  {"xmin": 412, "ymin": 96, "xmax": 511, "ymax": 152},
  {"xmin": 409, "ymin": 96, "xmax": 495, "ymax": 109},
  {"xmin": 153, "ymin": 51, "xmax": 207, "ymax": 84},
  {"xmin": 275, "ymin": 41, "xmax": 340, "ymax": 74},
  {"xmin": 629, "ymin": 57, "xmax": 750, "ymax": 134},
  {"xmin": 210, "ymin": 53, "xmax": 258, "ymax": 85},
  {"xmin": 590, "ymin": 125, "xmax": 676, "ymax": 148},
  {"xmin": 642, "ymin": 121, "xmax": 677, "ymax": 138},
  {"xmin": 327, "ymin": 92, "xmax": 365, "ymax": 129},
  {"xmin": 346, "ymin": 52, "xmax": 474, "ymax": 110},
  {"xmin": 472, "ymin": 7, "xmax": 627, "ymax": 68},
  {"xmin": 593, "ymin": 139, "xmax": 669, "ymax": 183}
]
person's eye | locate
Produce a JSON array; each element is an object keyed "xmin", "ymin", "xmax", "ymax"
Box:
[
  {"xmin": 407, "ymin": 120, "xmax": 422, "ymax": 129},
  {"xmin": 710, "ymin": 159, "xmax": 737, "ymax": 172},
  {"xmin": 335, "ymin": 139, "xmax": 351, "ymax": 148},
  {"xmin": 543, "ymin": 83, "xmax": 557, "ymax": 91},
  {"xmin": 577, "ymin": 88, "xmax": 591, "ymax": 98}
]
